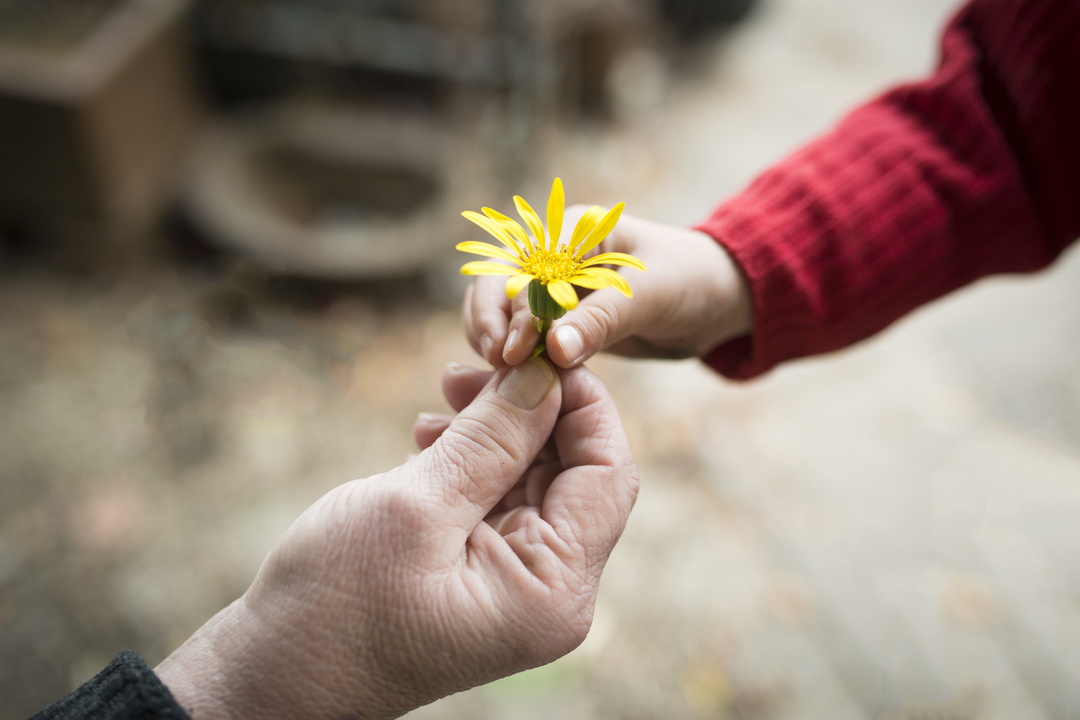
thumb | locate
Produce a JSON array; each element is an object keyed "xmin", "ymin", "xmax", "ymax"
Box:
[
  {"xmin": 411, "ymin": 357, "xmax": 561, "ymax": 528},
  {"xmin": 545, "ymin": 290, "xmax": 647, "ymax": 368}
]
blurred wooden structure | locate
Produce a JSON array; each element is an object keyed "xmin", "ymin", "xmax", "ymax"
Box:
[{"xmin": 0, "ymin": 0, "xmax": 203, "ymax": 256}]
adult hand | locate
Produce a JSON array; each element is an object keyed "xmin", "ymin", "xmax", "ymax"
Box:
[
  {"xmin": 155, "ymin": 357, "xmax": 639, "ymax": 720},
  {"xmin": 411, "ymin": 362, "xmax": 563, "ymax": 516},
  {"xmin": 464, "ymin": 211, "xmax": 753, "ymax": 367}
]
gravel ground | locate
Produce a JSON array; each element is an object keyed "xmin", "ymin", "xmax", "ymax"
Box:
[{"xmin": 4, "ymin": 0, "xmax": 1080, "ymax": 718}]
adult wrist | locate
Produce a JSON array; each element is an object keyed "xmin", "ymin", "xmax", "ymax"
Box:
[{"xmin": 155, "ymin": 596, "xmax": 378, "ymax": 720}]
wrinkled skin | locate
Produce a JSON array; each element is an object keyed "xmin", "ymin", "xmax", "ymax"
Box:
[{"xmin": 156, "ymin": 359, "xmax": 639, "ymax": 720}]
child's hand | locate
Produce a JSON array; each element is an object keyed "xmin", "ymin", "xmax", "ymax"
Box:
[{"xmin": 463, "ymin": 211, "xmax": 753, "ymax": 368}]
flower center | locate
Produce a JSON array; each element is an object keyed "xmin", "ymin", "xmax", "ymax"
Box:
[{"xmin": 520, "ymin": 247, "xmax": 579, "ymax": 284}]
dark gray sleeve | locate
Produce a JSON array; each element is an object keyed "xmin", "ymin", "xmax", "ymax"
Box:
[{"xmin": 29, "ymin": 651, "xmax": 191, "ymax": 720}]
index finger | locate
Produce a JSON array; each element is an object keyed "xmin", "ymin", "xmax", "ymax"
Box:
[
  {"xmin": 542, "ymin": 366, "xmax": 640, "ymax": 579},
  {"xmin": 465, "ymin": 277, "xmax": 512, "ymax": 367}
]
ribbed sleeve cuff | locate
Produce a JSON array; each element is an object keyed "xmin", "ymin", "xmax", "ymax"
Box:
[
  {"xmin": 693, "ymin": 0, "xmax": 1079, "ymax": 380},
  {"xmin": 31, "ymin": 651, "xmax": 190, "ymax": 720},
  {"xmin": 695, "ymin": 202, "xmax": 812, "ymax": 380}
]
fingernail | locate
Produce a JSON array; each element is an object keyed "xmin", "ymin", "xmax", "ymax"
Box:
[
  {"xmin": 505, "ymin": 328, "xmax": 520, "ymax": 355},
  {"xmin": 554, "ymin": 324, "xmax": 585, "ymax": 366},
  {"xmin": 416, "ymin": 412, "xmax": 442, "ymax": 425},
  {"xmin": 446, "ymin": 361, "xmax": 466, "ymax": 374},
  {"xmin": 479, "ymin": 335, "xmax": 494, "ymax": 363},
  {"xmin": 496, "ymin": 357, "xmax": 555, "ymax": 409}
]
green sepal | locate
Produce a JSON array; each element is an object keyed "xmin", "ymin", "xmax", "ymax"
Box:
[
  {"xmin": 528, "ymin": 280, "xmax": 567, "ymax": 323},
  {"xmin": 527, "ymin": 280, "xmax": 564, "ymax": 359}
]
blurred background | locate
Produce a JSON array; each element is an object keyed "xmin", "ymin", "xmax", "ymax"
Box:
[{"xmin": 2, "ymin": 0, "xmax": 1079, "ymax": 718}]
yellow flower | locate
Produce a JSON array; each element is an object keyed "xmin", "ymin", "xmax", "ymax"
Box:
[{"xmin": 456, "ymin": 177, "xmax": 646, "ymax": 312}]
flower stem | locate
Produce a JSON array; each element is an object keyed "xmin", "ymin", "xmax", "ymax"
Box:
[{"xmin": 527, "ymin": 280, "xmax": 566, "ymax": 357}]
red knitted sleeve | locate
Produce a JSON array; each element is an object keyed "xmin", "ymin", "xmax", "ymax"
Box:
[{"xmin": 696, "ymin": 0, "xmax": 1080, "ymax": 380}]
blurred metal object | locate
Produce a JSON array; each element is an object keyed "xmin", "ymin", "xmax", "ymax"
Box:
[
  {"xmin": 192, "ymin": 0, "xmax": 535, "ymax": 108},
  {"xmin": 180, "ymin": 0, "xmax": 553, "ymax": 280},
  {"xmin": 0, "ymin": 0, "xmax": 203, "ymax": 255},
  {"xmin": 182, "ymin": 103, "xmax": 454, "ymax": 278},
  {"xmin": 190, "ymin": 0, "xmax": 548, "ymax": 208},
  {"xmin": 196, "ymin": 0, "xmax": 508, "ymax": 87}
]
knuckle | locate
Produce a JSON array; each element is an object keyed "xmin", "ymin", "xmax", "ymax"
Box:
[
  {"xmin": 444, "ymin": 413, "xmax": 526, "ymax": 472},
  {"xmin": 566, "ymin": 607, "xmax": 593, "ymax": 647},
  {"xmin": 429, "ymin": 411, "xmax": 528, "ymax": 502},
  {"xmin": 584, "ymin": 302, "xmax": 623, "ymax": 337},
  {"xmin": 502, "ymin": 590, "xmax": 594, "ymax": 663},
  {"xmin": 548, "ymin": 592, "xmax": 594, "ymax": 653},
  {"xmin": 369, "ymin": 481, "xmax": 433, "ymax": 540},
  {"xmin": 625, "ymin": 467, "xmax": 642, "ymax": 505}
]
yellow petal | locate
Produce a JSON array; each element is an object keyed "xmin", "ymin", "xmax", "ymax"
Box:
[
  {"xmin": 455, "ymin": 241, "xmax": 521, "ymax": 263},
  {"xmin": 482, "ymin": 206, "xmax": 516, "ymax": 224},
  {"xmin": 547, "ymin": 177, "xmax": 564, "ymax": 251},
  {"xmin": 481, "ymin": 208, "xmax": 532, "ymax": 250},
  {"xmin": 580, "ymin": 251, "xmax": 647, "ymax": 272},
  {"xmin": 567, "ymin": 274, "xmax": 611, "ymax": 290},
  {"xmin": 505, "ymin": 273, "xmax": 533, "ymax": 298},
  {"xmin": 573, "ymin": 267, "xmax": 633, "ymax": 297},
  {"xmin": 514, "ymin": 195, "xmax": 547, "ymax": 250},
  {"xmin": 460, "ymin": 261, "xmax": 521, "ymax": 276},
  {"xmin": 546, "ymin": 280, "xmax": 579, "ymax": 310},
  {"xmin": 569, "ymin": 205, "xmax": 606, "ymax": 251},
  {"xmin": 462, "ymin": 211, "xmax": 521, "ymax": 253},
  {"xmin": 575, "ymin": 202, "xmax": 625, "ymax": 258}
]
